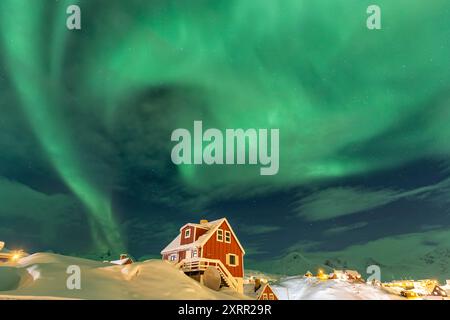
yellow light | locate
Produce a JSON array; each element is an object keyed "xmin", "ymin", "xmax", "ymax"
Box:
[{"xmin": 10, "ymin": 251, "xmax": 23, "ymax": 262}]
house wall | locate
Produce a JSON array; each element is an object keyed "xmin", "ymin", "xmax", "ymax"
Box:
[
  {"xmin": 178, "ymin": 250, "xmax": 186, "ymax": 261},
  {"xmin": 162, "ymin": 250, "xmax": 186, "ymax": 263},
  {"xmin": 180, "ymin": 226, "xmax": 195, "ymax": 245},
  {"xmin": 180, "ymin": 225, "xmax": 208, "ymax": 243},
  {"xmin": 201, "ymin": 221, "xmax": 244, "ymax": 278}
]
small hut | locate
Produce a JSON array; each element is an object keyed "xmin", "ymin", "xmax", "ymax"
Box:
[
  {"xmin": 109, "ymin": 254, "xmax": 134, "ymax": 265},
  {"xmin": 257, "ymin": 284, "xmax": 279, "ymax": 300},
  {"xmin": 304, "ymin": 271, "xmax": 313, "ymax": 278},
  {"xmin": 244, "ymin": 280, "xmax": 285, "ymax": 300},
  {"xmin": 344, "ymin": 270, "xmax": 363, "ymax": 282}
]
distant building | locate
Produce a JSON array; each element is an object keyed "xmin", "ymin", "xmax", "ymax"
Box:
[
  {"xmin": 109, "ymin": 254, "xmax": 134, "ymax": 265},
  {"xmin": 161, "ymin": 218, "xmax": 245, "ymax": 293},
  {"xmin": 257, "ymin": 284, "xmax": 279, "ymax": 300},
  {"xmin": 388, "ymin": 279, "xmax": 448, "ymax": 299},
  {"xmin": 430, "ymin": 285, "xmax": 447, "ymax": 298},
  {"xmin": 345, "ymin": 270, "xmax": 363, "ymax": 281},
  {"xmin": 442, "ymin": 281, "xmax": 450, "ymax": 296},
  {"xmin": 244, "ymin": 281, "xmax": 284, "ymax": 300},
  {"xmin": 331, "ymin": 270, "xmax": 346, "ymax": 280},
  {"xmin": 331, "ymin": 269, "xmax": 363, "ymax": 281}
]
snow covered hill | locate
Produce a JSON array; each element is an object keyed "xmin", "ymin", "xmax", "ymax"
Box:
[
  {"xmin": 0, "ymin": 253, "xmax": 248, "ymax": 300},
  {"xmin": 254, "ymin": 246, "xmax": 450, "ymax": 283},
  {"xmin": 1, "ymin": 252, "xmax": 446, "ymax": 300}
]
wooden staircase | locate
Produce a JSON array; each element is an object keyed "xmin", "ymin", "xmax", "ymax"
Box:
[{"xmin": 177, "ymin": 258, "xmax": 239, "ymax": 291}]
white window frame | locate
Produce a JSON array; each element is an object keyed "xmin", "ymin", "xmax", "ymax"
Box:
[
  {"xmin": 192, "ymin": 249, "xmax": 198, "ymax": 258},
  {"xmin": 216, "ymin": 229, "xmax": 223, "ymax": 242},
  {"xmin": 226, "ymin": 253, "xmax": 239, "ymax": 267},
  {"xmin": 224, "ymin": 230, "xmax": 231, "ymax": 243},
  {"xmin": 184, "ymin": 228, "xmax": 191, "ymax": 239},
  {"xmin": 169, "ymin": 254, "xmax": 177, "ymax": 262}
]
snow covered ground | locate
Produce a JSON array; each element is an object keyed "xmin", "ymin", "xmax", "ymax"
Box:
[
  {"xmin": 0, "ymin": 253, "xmax": 248, "ymax": 300},
  {"xmin": 272, "ymin": 276, "xmax": 402, "ymax": 300},
  {"xmin": 0, "ymin": 252, "xmax": 435, "ymax": 300}
]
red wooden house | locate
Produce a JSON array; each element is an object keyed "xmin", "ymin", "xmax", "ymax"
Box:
[
  {"xmin": 257, "ymin": 284, "xmax": 279, "ymax": 300},
  {"xmin": 161, "ymin": 218, "xmax": 245, "ymax": 293},
  {"xmin": 244, "ymin": 280, "xmax": 281, "ymax": 300}
]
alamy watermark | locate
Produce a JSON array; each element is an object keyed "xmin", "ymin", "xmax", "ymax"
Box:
[
  {"xmin": 66, "ymin": 5, "xmax": 81, "ymax": 30},
  {"xmin": 367, "ymin": 5, "xmax": 382, "ymax": 30},
  {"xmin": 367, "ymin": 264, "xmax": 381, "ymax": 282},
  {"xmin": 171, "ymin": 121, "xmax": 279, "ymax": 176},
  {"xmin": 66, "ymin": 265, "xmax": 81, "ymax": 290},
  {"xmin": 65, "ymin": 4, "xmax": 381, "ymax": 31}
]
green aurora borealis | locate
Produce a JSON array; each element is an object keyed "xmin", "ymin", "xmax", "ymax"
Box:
[
  {"xmin": 1, "ymin": 0, "xmax": 122, "ymax": 251},
  {"xmin": 0, "ymin": 0, "xmax": 450, "ymax": 277}
]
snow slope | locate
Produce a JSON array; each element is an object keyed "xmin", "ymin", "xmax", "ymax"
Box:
[
  {"xmin": 273, "ymin": 276, "xmax": 402, "ymax": 300},
  {"xmin": 0, "ymin": 253, "xmax": 248, "ymax": 300}
]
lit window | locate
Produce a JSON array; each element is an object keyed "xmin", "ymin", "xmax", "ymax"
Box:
[
  {"xmin": 224, "ymin": 231, "xmax": 231, "ymax": 243},
  {"xmin": 227, "ymin": 254, "xmax": 238, "ymax": 266},
  {"xmin": 262, "ymin": 293, "xmax": 268, "ymax": 300},
  {"xmin": 217, "ymin": 229, "xmax": 223, "ymax": 242},
  {"xmin": 269, "ymin": 293, "xmax": 274, "ymax": 300},
  {"xmin": 184, "ymin": 228, "xmax": 191, "ymax": 238}
]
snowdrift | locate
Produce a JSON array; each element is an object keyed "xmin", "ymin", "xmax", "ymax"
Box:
[
  {"xmin": 0, "ymin": 267, "xmax": 25, "ymax": 291},
  {"xmin": 0, "ymin": 253, "xmax": 247, "ymax": 300}
]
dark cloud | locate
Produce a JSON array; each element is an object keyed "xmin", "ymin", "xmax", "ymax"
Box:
[
  {"xmin": 0, "ymin": 177, "xmax": 92, "ymax": 253},
  {"xmin": 295, "ymin": 187, "xmax": 398, "ymax": 221},
  {"xmin": 295, "ymin": 177, "xmax": 450, "ymax": 221},
  {"xmin": 242, "ymin": 225, "xmax": 282, "ymax": 235},
  {"xmin": 323, "ymin": 222, "xmax": 369, "ymax": 236}
]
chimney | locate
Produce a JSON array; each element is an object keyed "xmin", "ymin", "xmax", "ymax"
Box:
[{"xmin": 200, "ymin": 219, "xmax": 208, "ymax": 224}]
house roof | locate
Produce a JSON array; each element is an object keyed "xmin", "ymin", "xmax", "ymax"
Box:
[
  {"xmin": 344, "ymin": 270, "xmax": 361, "ymax": 277},
  {"xmin": 110, "ymin": 257, "xmax": 133, "ymax": 265},
  {"xmin": 269, "ymin": 285, "xmax": 289, "ymax": 300},
  {"xmin": 160, "ymin": 234, "xmax": 196, "ymax": 253},
  {"xmin": 244, "ymin": 283, "xmax": 287, "ymax": 300},
  {"xmin": 179, "ymin": 223, "xmax": 209, "ymax": 232},
  {"xmin": 161, "ymin": 218, "xmax": 245, "ymax": 255}
]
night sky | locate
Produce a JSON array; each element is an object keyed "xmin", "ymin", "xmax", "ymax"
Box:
[{"xmin": 1, "ymin": 0, "xmax": 449, "ymax": 277}]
